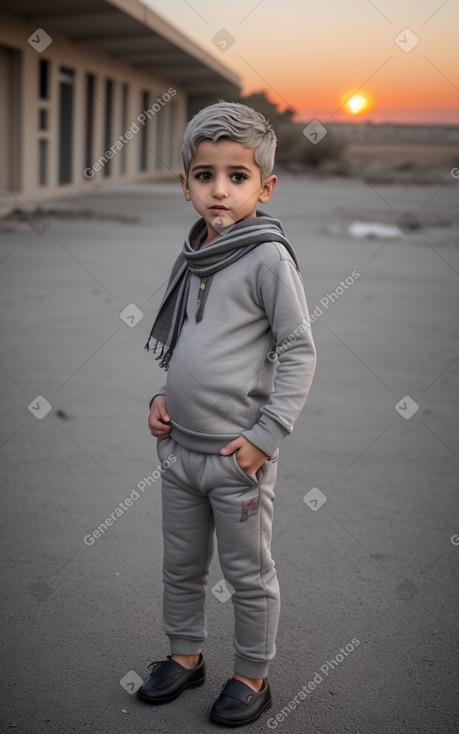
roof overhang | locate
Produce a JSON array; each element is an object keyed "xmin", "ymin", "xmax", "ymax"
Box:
[{"xmin": 3, "ymin": 0, "xmax": 241, "ymax": 97}]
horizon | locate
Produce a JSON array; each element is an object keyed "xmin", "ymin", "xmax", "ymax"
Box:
[{"xmin": 143, "ymin": 0, "xmax": 459, "ymax": 126}]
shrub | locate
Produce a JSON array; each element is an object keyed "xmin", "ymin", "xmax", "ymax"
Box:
[{"xmin": 239, "ymin": 92, "xmax": 345, "ymax": 173}]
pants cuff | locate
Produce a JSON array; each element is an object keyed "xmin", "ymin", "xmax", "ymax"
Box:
[
  {"xmin": 168, "ymin": 636, "xmax": 203, "ymax": 655},
  {"xmin": 234, "ymin": 653, "xmax": 270, "ymax": 679}
]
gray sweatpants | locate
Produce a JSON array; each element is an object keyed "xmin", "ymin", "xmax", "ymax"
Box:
[{"xmin": 156, "ymin": 435, "xmax": 280, "ymax": 679}]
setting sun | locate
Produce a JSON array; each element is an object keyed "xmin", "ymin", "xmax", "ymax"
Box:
[
  {"xmin": 347, "ymin": 95, "xmax": 367, "ymax": 114},
  {"xmin": 341, "ymin": 90, "xmax": 374, "ymax": 116}
]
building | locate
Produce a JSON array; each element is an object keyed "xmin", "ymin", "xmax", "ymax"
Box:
[{"xmin": 0, "ymin": 0, "xmax": 240, "ymax": 210}]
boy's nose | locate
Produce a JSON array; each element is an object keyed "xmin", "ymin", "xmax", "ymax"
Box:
[{"xmin": 211, "ymin": 178, "xmax": 229, "ymax": 199}]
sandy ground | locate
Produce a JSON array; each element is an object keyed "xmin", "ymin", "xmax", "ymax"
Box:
[
  {"xmin": 0, "ymin": 174, "xmax": 458, "ymax": 733},
  {"xmin": 338, "ymin": 141, "xmax": 459, "ymax": 184}
]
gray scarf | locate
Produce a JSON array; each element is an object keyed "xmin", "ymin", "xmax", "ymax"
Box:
[{"xmin": 145, "ymin": 210, "xmax": 300, "ymax": 370}]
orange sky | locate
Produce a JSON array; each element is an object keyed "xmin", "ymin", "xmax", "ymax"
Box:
[{"xmin": 145, "ymin": 0, "xmax": 459, "ymax": 123}]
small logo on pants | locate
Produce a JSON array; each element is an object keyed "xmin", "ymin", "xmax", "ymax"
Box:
[{"xmin": 240, "ymin": 495, "xmax": 259, "ymax": 522}]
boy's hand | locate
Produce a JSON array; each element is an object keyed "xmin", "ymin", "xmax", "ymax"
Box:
[
  {"xmin": 148, "ymin": 395, "xmax": 172, "ymax": 438},
  {"xmin": 220, "ymin": 436, "xmax": 269, "ymax": 476}
]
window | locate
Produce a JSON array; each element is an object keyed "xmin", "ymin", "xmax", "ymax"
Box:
[
  {"xmin": 38, "ymin": 108, "xmax": 48, "ymax": 130},
  {"xmin": 38, "ymin": 139, "xmax": 48, "ymax": 185},
  {"xmin": 58, "ymin": 66, "xmax": 75, "ymax": 184},
  {"xmin": 120, "ymin": 83, "xmax": 128, "ymax": 175},
  {"xmin": 0, "ymin": 46, "xmax": 22, "ymax": 191},
  {"xmin": 39, "ymin": 59, "xmax": 49, "ymax": 99},
  {"xmin": 140, "ymin": 90, "xmax": 149, "ymax": 171},
  {"xmin": 85, "ymin": 73, "xmax": 95, "ymax": 174},
  {"xmin": 169, "ymin": 100, "xmax": 177, "ymax": 167},
  {"xmin": 104, "ymin": 79, "xmax": 114, "ymax": 177},
  {"xmin": 155, "ymin": 98, "xmax": 164, "ymax": 171}
]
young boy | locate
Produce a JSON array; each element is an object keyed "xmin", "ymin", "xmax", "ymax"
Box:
[{"xmin": 138, "ymin": 101, "xmax": 317, "ymax": 727}]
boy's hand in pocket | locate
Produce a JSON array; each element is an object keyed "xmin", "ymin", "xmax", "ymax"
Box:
[{"xmin": 220, "ymin": 436, "xmax": 269, "ymax": 476}]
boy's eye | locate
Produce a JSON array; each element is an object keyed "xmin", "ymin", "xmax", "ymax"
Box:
[
  {"xmin": 230, "ymin": 172, "xmax": 247, "ymax": 183},
  {"xmin": 195, "ymin": 171, "xmax": 247, "ymax": 182}
]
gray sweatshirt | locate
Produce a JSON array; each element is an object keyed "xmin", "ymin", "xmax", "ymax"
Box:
[{"xmin": 154, "ymin": 240, "xmax": 317, "ymax": 457}]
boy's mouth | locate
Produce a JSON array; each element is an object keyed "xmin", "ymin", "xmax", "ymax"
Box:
[{"xmin": 209, "ymin": 205, "xmax": 229, "ymax": 211}]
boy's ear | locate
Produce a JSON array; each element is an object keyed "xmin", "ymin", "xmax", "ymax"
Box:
[
  {"xmin": 179, "ymin": 172, "xmax": 191, "ymax": 201},
  {"xmin": 258, "ymin": 174, "xmax": 277, "ymax": 204}
]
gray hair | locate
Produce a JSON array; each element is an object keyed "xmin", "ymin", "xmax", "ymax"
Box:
[{"xmin": 181, "ymin": 101, "xmax": 277, "ymax": 180}]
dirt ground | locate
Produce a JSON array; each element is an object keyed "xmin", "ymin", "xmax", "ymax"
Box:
[{"xmin": 343, "ymin": 140, "xmax": 459, "ymax": 182}]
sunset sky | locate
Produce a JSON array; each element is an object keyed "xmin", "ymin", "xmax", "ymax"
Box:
[{"xmin": 144, "ymin": 0, "xmax": 459, "ymax": 124}]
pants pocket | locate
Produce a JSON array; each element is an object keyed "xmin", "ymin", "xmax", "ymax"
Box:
[
  {"xmin": 156, "ymin": 435, "xmax": 172, "ymax": 462},
  {"xmin": 227, "ymin": 452, "xmax": 258, "ymax": 486},
  {"xmin": 226, "ymin": 452, "xmax": 272, "ymax": 487}
]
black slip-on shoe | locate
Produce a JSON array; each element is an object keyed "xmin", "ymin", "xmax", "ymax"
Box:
[
  {"xmin": 209, "ymin": 677, "xmax": 272, "ymax": 727},
  {"xmin": 137, "ymin": 653, "xmax": 205, "ymax": 704}
]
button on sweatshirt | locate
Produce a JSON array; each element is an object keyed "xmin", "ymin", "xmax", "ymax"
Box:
[{"xmin": 154, "ymin": 240, "xmax": 317, "ymax": 457}]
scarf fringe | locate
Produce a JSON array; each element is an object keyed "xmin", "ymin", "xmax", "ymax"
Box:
[
  {"xmin": 144, "ymin": 338, "xmax": 172, "ymax": 371},
  {"xmin": 158, "ymin": 349, "xmax": 172, "ymax": 371}
]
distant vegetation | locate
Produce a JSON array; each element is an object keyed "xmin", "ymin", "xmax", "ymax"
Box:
[
  {"xmin": 223, "ymin": 92, "xmax": 458, "ymax": 184},
  {"xmin": 237, "ymin": 92, "xmax": 346, "ymax": 174}
]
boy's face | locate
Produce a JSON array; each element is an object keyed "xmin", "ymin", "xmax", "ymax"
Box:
[{"xmin": 179, "ymin": 139, "xmax": 277, "ymax": 244}]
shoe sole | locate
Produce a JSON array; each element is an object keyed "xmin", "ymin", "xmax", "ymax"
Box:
[
  {"xmin": 209, "ymin": 698, "xmax": 272, "ymax": 727},
  {"xmin": 137, "ymin": 676, "xmax": 206, "ymax": 705}
]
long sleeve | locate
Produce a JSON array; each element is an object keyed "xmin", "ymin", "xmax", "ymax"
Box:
[
  {"xmin": 241, "ymin": 256, "xmax": 317, "ymax": 457},
  {"xmin": 149, "ymin": 384, "xmax": 167, "ymax": 409}
]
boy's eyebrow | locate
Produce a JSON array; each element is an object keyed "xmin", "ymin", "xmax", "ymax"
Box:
[{"xmin": 191, "ymin": 164, "xmax": 252, "ymax": 172}]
